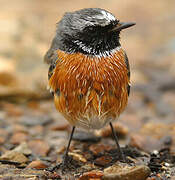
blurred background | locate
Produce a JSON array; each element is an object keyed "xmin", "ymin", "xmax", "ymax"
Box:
[{"xmin": 0, "ymin": 0, "xmax": 175, "ymax": 165}]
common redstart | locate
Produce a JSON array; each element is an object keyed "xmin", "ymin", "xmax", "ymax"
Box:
[{"xmin": 44, "ymin": 8, "xmax": 135, "ymax": 169}]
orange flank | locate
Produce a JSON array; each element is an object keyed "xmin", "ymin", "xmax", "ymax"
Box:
[{"xmin": 49, "ymin": 48, "xmax": 129, "ymax": 129}]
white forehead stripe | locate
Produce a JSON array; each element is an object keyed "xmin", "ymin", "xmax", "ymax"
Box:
[{"xmin": 101, "ymin": 10, "xmax": 116, "ymax": 22}]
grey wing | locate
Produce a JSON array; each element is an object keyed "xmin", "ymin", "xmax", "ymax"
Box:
[
  {"xmin": 44, "ymin": 36, "xmax": 60, "ymax": 81},
  {"xmin": 44, "ymin": 37, "xmax": 60, "ymax": 65},
  {"xmin": 124, "ymin": 52, "xmax": 130, "ymax": 96},
  {"xmin": 48, "ymin": 62, "xmax": 56, "ymax": 80}
]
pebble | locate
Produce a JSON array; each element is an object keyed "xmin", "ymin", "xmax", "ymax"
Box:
[
  {"xmin": 26, "ymin": 160, "xmax": 48, "ymax": 169},
  {"xmin": 0, "ymin": 151, "xmax": 29, "ymax": 164},
  {"xmin": 28, "ymin": 139, "xmax": 50, "ymax": 156},
  {"xmin": 50, "ymin": 122, "xmax": 70, "ymax": 131},
  {"xmin": 103, "ymin": 164, "xmax": 151, "ymax": 180},
  {"xmin": 152, "ymin": 150, "xmax": 159, "ymax": 155},
  {"xmin": 140, "ymin": 123, "xmax": 171, "ymax": 139},
  {"xmin": 73, "ymin": 131, "xmax": 101, "ymax": 143},
  {"xmin": 13, "ymin": 124, "xmax": 28, "ymax": 133},
  {"xmin": 10, "ymin": 132, "xmax": 28, "ymax": 145},
  {"xmin": 95, "ymin": 122, "xmax": 128, "ymax": 138},
  {"xmin": 129, "ymin": 133, "xmax": 162, "ymax": 152},
  {"xmin": 0, "ymin": 129, "xmax": 8, "ymax": 144},
  {"xmin": 164, "ymin": 162, "xmax": 170, "ymax": 167},
  {"xmin": 44, "ymin": 171, "xmax": 61, "ymax": 179},
  {"xmin": 3, "ymin": 103, "xmax": 23, "ymax": 117},
  {"xmin": 94, "ymin": 155, "xmax": 113, "ymax": 167},
  {"xmin": 0, "ymin": 137, "xmax": 5, "ymax": 144},
  {"xmin": 30, "ymin": 125, "xmax": 44, "ymax": 136},
  {"xmin": 13, "ymin": 142, "xmax": 32, "ymax": 155},
  {"xmin": 160, "ymin": 136, "xmax": 172, "ymax": 146},
  {"xmin": 20, "ymin": 115, "xmax": 53, "ymax": 126},
  {"xmin": 89, "ymin": 144, "xmax": 113, "ymax": 156},
  {"xmin": 79, "ymin": 171, "xmax": 104, "ymax": 180},
  {"xmin": 69, "ymin": 152, "xmax": 87, "ymax": 163},
  {"xmin": 83, "ymin": 151, "xmax": 93, "ymax": 161}
]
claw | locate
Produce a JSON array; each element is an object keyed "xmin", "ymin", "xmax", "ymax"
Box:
[{"xmin": 46, "ymin": 155, "xmax": 74, "ymax": 173}]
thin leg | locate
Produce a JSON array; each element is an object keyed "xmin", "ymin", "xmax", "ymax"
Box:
[
  {"xmin": 109, "ymin": 122, "xmax": 126, "ymax": 162},
  {"xmin": 64, "ymin": 126, "xmax": 75, "ymax": 159},
  {"xmin": 47, "ymin": 126, "xmax": 75, "ymax": 172}
]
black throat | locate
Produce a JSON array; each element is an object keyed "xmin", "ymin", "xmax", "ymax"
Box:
[{"xmin": 57, "ymin": 22, "xmax": 121, "ymax": 56}]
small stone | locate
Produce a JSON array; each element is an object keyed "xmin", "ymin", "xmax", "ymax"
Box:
[
  {"xmin": 10, "ymin": 132, "xmax": 28, "ymax": 145},
  {"xmin": 146, "ymin": 177, "xmax": 157, "ymax": 180},
  {"xmin": 95, "ymin": 122, "xmax": 128, "ymax": 138},
  {"xmin": 44, "ymin": 171, "xmax": 61, "ymax": 179},
  {"xmin": 50, "ymin": 123, "xmax": 70, "ymax": 131},
  {"xmin": 13, "ymin": 124, "xmax": 28, "ymax": 133},
  {"xmin": 27, "ymin": 101, "xmax": 40, "ymax": 109},
  {"xmin": 164, "ymin": 162, "xmax": 171, "ymax": 167},
  {"xmin": 0, "ymin": 72, "xmax": 16, "ymax": 87},
  {"xmin": 0, "ymin": 137, "xmax": 5, "ymax": 144},
  {"xmin": 13, "ymin": 142, "xmax": 32, "ymax": 155},
  {"xmin": 73, "ymin": 131, "xmax": 101, "ymax": 143},
  {"xmin": 94, "ymin": 155, "xmax": 112, "ymax": 167},
  {"xmin": 0, "ymin": 151, "xmax": 29, "ymax": 164},
  {"xmin": 69, "ymin": 152, "xmax": 87, "ymax": 163},
  {"xmin": 0, "ymin": 128, "xmax": 8, "ymax": 136},
  {"xmin": 20, "ymin": 115, "xmax": 53, "ymax": 126},
  {"xmin": 129, "ymin": 133, "xmax": 162, "ymax": 152},
  {"xmin": 26, "ymin": 160, "xmax": 48, "ymax": 169},
  {"xmin": 160, "ymin": 136, "xmax": 172, "ymax": 146},
  {"xmin": 30, "ymin": 125, "xmax": 44, "ymax": 135},
  {"xmin": 83, "ymin": 151, "xmax": 93, "ymax": 161},
  {"xmin": 0, "ymin": 129, "xmax": 8, "ymax": 144},
  {"xmin": 28, "ymin": 139, "xmax": 50, "ymax": 156},
  {"xmin": 140, "ymin": 123, "xmax": 171, "ymax": 139},
  {"xmin": 79, "ymin": 171, "xmax": 104, "ymax": 180},
  {"xmin": 89, "ymin": 144, "xmax": 112, "ymax": 156},
  {"xmin": 3, "ymin": 103, "xmax": 23, "ymax": 117},
  {"xmin": 152, "ymin": 150, "xmax": 159, "ymax": 155},
  {"xmin": 103, "ymin": 164, "xmax": 151, "ymax": 180},
  {"xmin": 129, "ymin": 134, "xmax": 145, "ymax": 150}
]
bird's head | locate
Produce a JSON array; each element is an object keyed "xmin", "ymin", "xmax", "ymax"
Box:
[{"xmin": 54, "ymin": 8, "xmax": 135, "ymax": 56}]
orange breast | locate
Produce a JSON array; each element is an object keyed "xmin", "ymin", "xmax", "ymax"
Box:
[{"xmin": 49, "ymin": 48, "xmax": 129, "ymax": 129}]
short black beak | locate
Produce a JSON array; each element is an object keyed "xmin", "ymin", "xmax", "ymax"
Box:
[{"xmin": 111, "ymin": 22, "xmax": 136, "ymax": 32}]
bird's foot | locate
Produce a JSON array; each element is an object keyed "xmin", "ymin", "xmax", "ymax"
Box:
[
  {"xmin": 117, "ymin": 148, "xmax": 128, "ymax": 163},
  {"xmin": 120, "ymin": 153, "xmax": 127, "ymax": 163},
  {"xmin": 46, "ymin": 155, "xmax": 72, "ymax": 173}
]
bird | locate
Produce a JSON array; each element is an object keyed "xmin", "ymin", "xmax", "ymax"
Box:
[{"xmin": 44, "ymin": 8, "xmax": 135, "ymax": 169}]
